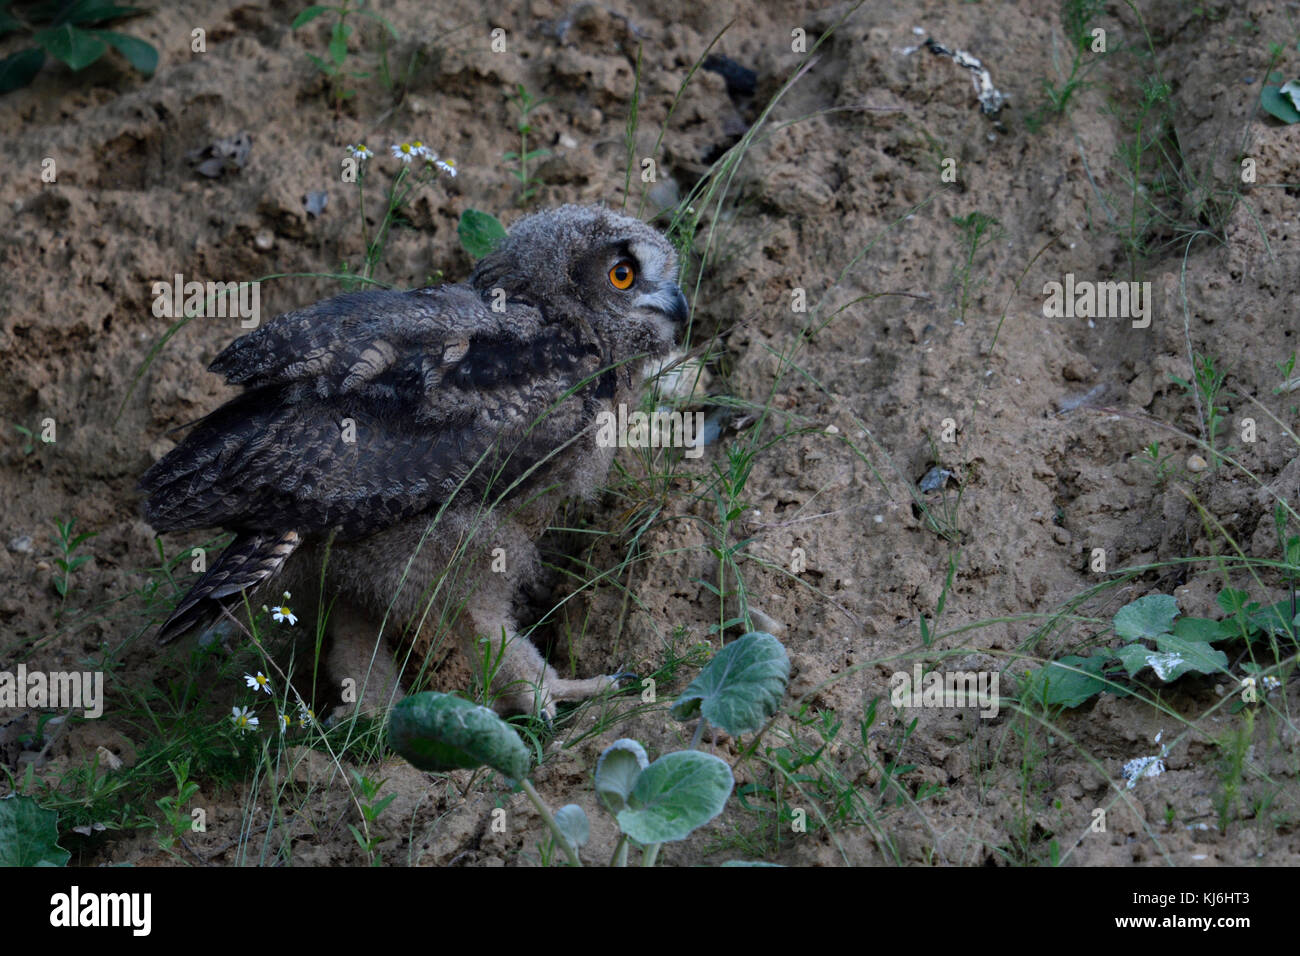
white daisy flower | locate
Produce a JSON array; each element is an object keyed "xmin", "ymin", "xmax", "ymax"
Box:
[
  {"xmin": 279, "ymin": 712, "xmax": 292, "ymax": 733},
  {"xmin": 271, "ymin": 604, "xmax": 298, "ymax": 626},
  {"xmin": 231, "ymin": 706, "xmax": 259, "ymax": 733},
  {"xmin": 411, "ymin": 140, "xmax": 432, "ymax": 159},
  {"xmin": 347, "ymin": 143, "xmax": 373, "ymax": 161},
  {"xmin": 298, "ymin": 703, "xmax": 316, "ymax": 727},
  {"xmin": 435, "ymin": 158, "xmax": 457, "ymax": 177},
  {"xmin": 244, "ymin": 672, "xmax": 272, "ymax": 694},
  {"xmin": 391, "ymin": 142, "xmax": 419, "ymax": 163}
]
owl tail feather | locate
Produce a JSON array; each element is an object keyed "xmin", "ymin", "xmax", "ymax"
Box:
[{"xmin": 156, "ymin": 530, "xmax": 302, "ymax": 644}]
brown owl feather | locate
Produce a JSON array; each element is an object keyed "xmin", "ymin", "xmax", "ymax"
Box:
[{"xmin": 139, "ymin": 204, "xmax": 688, "ymax": 716}]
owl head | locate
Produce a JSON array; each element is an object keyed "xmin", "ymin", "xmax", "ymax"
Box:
[{"xmin": 469, "ymin": 204, "xmax": 688, "ymax": 360}]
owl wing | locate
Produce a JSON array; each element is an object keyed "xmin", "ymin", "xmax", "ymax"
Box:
[
  {"xmin": 140, "ymin": 285, "xmax": 610, "ymax": 642},
  {"xmin": 140, "ymin": 285, "xmax": 607, "ymax": 539}
]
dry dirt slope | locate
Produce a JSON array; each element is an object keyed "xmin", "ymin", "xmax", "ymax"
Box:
[{"xmin": 0, "ymin": 0, "xmax": 1297, "ymax": 866}]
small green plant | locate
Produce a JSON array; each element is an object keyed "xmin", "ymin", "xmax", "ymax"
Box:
[
  {"xmin": 13, "ymin": 423, "xmax": 34, "ymax": 455},
  {"xmin": 1138, "ymin": 440, "xmax": 1175, "ymax": 486},
  {"xmin": 154, "ymin": 758, "xmax": 200, "ymax": 860},
  {"xmin": 341, "ymin": 141, "xmax": 457, "ymax": 283},
  {"xmin": 388, "ymin": 632, "xmax": 791, "ymax": 865},
  {"xmin": 347, "ymin": 769, "xmax": 397, "ymax": 865},
  {"xmin": 1021, "ymin": 590, "xmax": 1296, "ymax": 711},
  {"xmin": 292, "ymin": 2, "xmax": 398, "ymax": 108},
  {"xmin": 1274, "ymin": 350, "xmax": 1297, "ymax": 394},
  {"xmin": 1170, "ymin": 352, "xmax": 1233, "ymax": 468},
  {"xmin": 51, "ymin": 518, "xmax": 97, "ymax": 616},
  {"xmin": 951, "ymin": 212, "xmax": 1003, "ymax": 323},
  {"xmin": 1214, "ymin": 708, "xmax": 1253, "ymax": 832},
  {"xmin": 1023, "ymin": 0, "xmax": 1106, "ymax": 131},
  {"xmin": 0, "ymin": 1, "xmax": 157, "ymax": 95},
  {"xmin": 503, "ymin": 84, "xmax": 552, "ymax": 204},
  {"xmin": 699, "ymin": 442, "xmax": 760, "ymax": 637}
]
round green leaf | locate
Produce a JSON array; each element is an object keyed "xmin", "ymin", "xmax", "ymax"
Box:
[
  {"xmin": 1020, "ymin": 654, "xmax": 1107, "ymax": 708},
  {"xmin": 1113, "ymin": 594, "xmax": 1178, "ymax": 641},
  {"xmin": 35, "ymin": 25, "xmax": 106, "ymax": 71},
  {"xmin": 96, "ymin": 30, "xmax": 157, "ymax": 76},
  {"xmin": 670, "ymin": 632, "xmax": 790, "ymax": 735},
  {"xmin": 388, "ymin": 692, "xmax": 529, "ymax": 780},
  {"xmin": 1115, "ymin": 643, "xmax": 1155, "ymax": 679},
  {"xmin": 554, "ymin": 804, "xmax": 589, "ymax": 849},
  {"xmin": 1171, "ymin": 616, "xmax": 1231, "ymax": 645},
  {"xmin": 1261, "ymin": 84, "xmax": 1300, "ymax": 124},
  {"xmin": 595, "ymin": 738, "xmax": 648, "ymax": 814},
  {"xmin": 616, "ymin": 750, "xmax": 733, "ymax": 844},
  {"xmin": 1153, "ymin": 633, "xmax": 1228, "ymax": 678},
  {"xmin": 0, "ymin": 795, "xmax": 69, "ymax": 867},
  {"xmin": 0, "ymin": 48, "xmax": 45, "ymax": 93},
  {"xmin": 458, "ymin": 209, "xmax": 507, "ymax": 259}
]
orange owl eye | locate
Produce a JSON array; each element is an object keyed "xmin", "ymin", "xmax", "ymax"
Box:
[{"xmin": 609, "ymin": 260, "xmax": 636, "ymax": 290}]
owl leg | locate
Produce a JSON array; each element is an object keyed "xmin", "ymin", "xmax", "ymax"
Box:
[
  {"xmin": 325, "ymin": 599, "xmax": 404, "ymax": 720},
  {"xmin": 463, "ymin": 596, "xmax": 616, "ymax": 719}
]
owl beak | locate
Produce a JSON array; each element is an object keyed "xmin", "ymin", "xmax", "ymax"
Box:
[{"xmin": 662, "ymin": 284, "xmax": 690, "ymax": 329}]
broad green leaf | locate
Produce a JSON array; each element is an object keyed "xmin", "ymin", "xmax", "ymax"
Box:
[
  {"xmin": 292, "ymin": 6, "xmax": 331, "ymax": 28},
  {"xmin": 594, "ymin": 739, "xmax": 648, "ymax": 814},
  {"xmin": 329, "ymin": 20, "xmax": 350, "ymax": 65},
  {"xmin": 1115, "ymin": 643, "xmax": 1154, "ymax": 679},
  {"xmin": 1172, "ymin": 616, "xmax": 1230, "ymax": 644},
  {"xmin": 1248, "ymin": 599, "xmax": 1299, "ymax": 639},
  {"xmin": 387, "ymin": 692, "xmax": 529, "ymax": 780},
  {"xmin": 1152, "ymin": 633, "xmax": 1228, "ymax": 679},
  {"xmin": 35, "ymin": 24, "xmax": 106, "ymax": 70},
  {"xmin": 1020, "ymin": 654, "xmax": 1107, "ymax": 708},
  {"xmin": 95, "ymin": 30, "xmax": 156, "ymax": 75},
  {"xmin": 457, "ymin": 209, "xmax": 507, "ymax": 259},
  {"xmin": 1113, "ymin": 593, "xmax": 1178, "ymax": 641},
  {"xmin": 0, "ymin": 48, "xmax": 44, "ymax": 93},
  {"xmin": 616, "ymin": 751, "xmax": 733, "ymax": 844},
  {"xmin": 670, "ymin": 632, "xmax": 790, "ymax": 735},
  {"xmin": 554, "ymin": 804, "xmax": 589, "ymax": 849},
  {"xmin": 0, "ymin": 796, "xmax": 70, "ymax": 867},
  {"xmin": 1217, "ymin": 587, "xmax": 1251, "ymax": 617},
  {"xmin": 1261, "ymin": 84, "xmax": 1300, "ymax": 124}
]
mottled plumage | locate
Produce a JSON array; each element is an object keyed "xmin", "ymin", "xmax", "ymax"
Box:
[{"xmin": 140, "ymin": 204, "xmax": 687, "ymax": 716}]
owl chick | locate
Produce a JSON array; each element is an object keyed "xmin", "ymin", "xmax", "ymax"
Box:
[{"xmin": 139, "ymin": 204, "xmax": 688, "ymax": 718}]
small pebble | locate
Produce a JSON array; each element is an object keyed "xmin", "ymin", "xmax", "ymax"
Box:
[
  {"xmin": 1187, "ymin": 454, "xmax": 1208, "ymax": 473},
  {"xmin": 254, "ymin": 230, "xmax": 275, "ymax": 251},
  {"xmin": 7, "ymin": 535, "xmax": 33, "ymax": 554}
]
